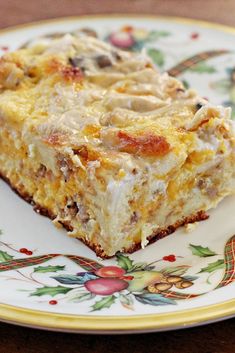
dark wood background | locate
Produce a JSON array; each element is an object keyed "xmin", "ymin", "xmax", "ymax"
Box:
[{"xmin": 0, "ymin": 1, "xmax": 235, "ymax": 352}]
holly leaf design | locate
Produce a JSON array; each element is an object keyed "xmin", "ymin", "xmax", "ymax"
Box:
[
  {"xmin": 116, "ymin": 253, "xmax": 134, "ymax": 272},
  {"xmin": 142, "ymin": 265, "xmax": 155, "ymax": 271},
  {"xmin": 147, "ymin": 48, "xmax": 165, "ymax": 67},
  {"xmin": 78, "ymin": 272, "xmax": 98, "ymax": 282},
  {"xmin": 189, "ymin": 244, "xmax": 217, "ymax": 257},
  {"xmin": 67, "ymin": 289, "xmax": 95, "ymax": 303},
  {"xmin": 30, "ymin": 285, "xmax": 72, "ymax": 297},
  {"xmin": 52, "ymin": 273, "xmax": 97, "ymax": 285},
  {"xmin": 34, "ymin": 265, "xmax": 65, "ymax": 273},
  {"xmin": 161, "ymin": 265, "xmax": 190, "ymax": 277},
  {"xmin": 199, "ymin": 259, "xmax": 225, "ymax": 273},
  {"xmin": 119, "ymin": 294, "xmax": 134, "ymax": 310},
  {"xmin": 182, "ymin": 275, "xmax": 199, "ymax": 281},
  {"xmin": 130, "ymin": 262, "xmax": 149, "ymax": 272},
  {"xmin": 148, "ymin": 30, "xmax": 170, "ymax": 41},
  {"xmin": 134, "ymin": 292, "xmax": 176, "ymax": 306},
  {"xmin": 0, "ymin": 229, "xmax": 3, "ymax": 235},
  {"xmin": 91, "ymin": 295, "xmax": 116, "ymax": 312},
  {"xmin": 182, "ymin": 79, "xmax": 190, "ymax": 89},
  {"xmin": 190, "ymin": 62, "xmax": 216, "ymax": 74},
  {"xmin": 0, "ymin": 250, "xmax": 13, "ymax": 262}
]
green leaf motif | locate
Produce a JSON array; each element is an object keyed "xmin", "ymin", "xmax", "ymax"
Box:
[
  {"xmin": 130, "ymin": 262, "xmax": 149, "ymax": 272},
  {"xmin": 119, "ymin": 294, "xmax": 134, "ymax": 310},
  {"xmin": 189, "ymin": 244, "xmax": 217, "ymax": 257},
  {"xmin": 116, "ymin": 253, "xmax": 134, "ymax": 272},
  {"xmin": 182, "ymin": 79, "xmax": 190, "ymax": 89},
  {"xmin": 199, "ymin": 259, "xmax": 225, "ymax": 274},
  {"xmin": 134, "ymin": 292, "xmax": 176, "ymax": 306},
  {"xmin": 190, "ymin": 62, "xmax": 216, "ymax": 74},
  {"xmin": 67, "ymin": 289, "xmax": 95, "ymax": 303},
  {"xmin": 30, "ymin": 285, "xmax": 72, "ymax": 297},
  {"xmin": 91, "ymin": 295, "xmax": 116, "ymax": 312},
  {"xmin": 142, "ymin": 265, "xmax": 155, "ymax": 271},
  {"xmin": 34, "ymin": 265, "xmax": 65, "ymax": 273},
  {"xmin": 182, "ymin": 275, "xmax": 199, "ymax": 282},
  {"xmin": 52, "ymin": 273, "xmax": 97, "ymax": 285},
  {"xmin": 148, "ymin": 30, "xmax": 171, "ymax": 41},
  {"xmin": 147, "ymin": 48, "xmax": 165, "ymax": 67},
  {"xmin": 0, "ymin": 229, "xmax": 3, "ymax": 235},
  {"xmin": 0, "ymin": 250, "xmax": 13, "ymax": 262},
  {"xmin": 161, "ymin": 265, "xmax": 190, "ymax": 277}
]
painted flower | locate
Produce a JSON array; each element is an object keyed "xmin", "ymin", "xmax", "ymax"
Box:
[
  {"xmin": 109, "ymin": 30, "xmax": 135, "ymax": 49},
  {"xmin": 107, "ymin": 26, "xmax": 170, "ymax": 51}
]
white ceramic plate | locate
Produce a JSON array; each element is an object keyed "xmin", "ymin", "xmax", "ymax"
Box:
[{"xmin": 0, "ymin": 15, "xmax": 235, "ymax": 334}]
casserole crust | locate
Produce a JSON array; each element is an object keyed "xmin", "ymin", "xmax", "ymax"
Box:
[{"xmin": 0, "ymin": 33, "xmax": 234, "ymax": 257}]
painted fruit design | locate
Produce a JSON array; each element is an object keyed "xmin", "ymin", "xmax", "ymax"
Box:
[
  {"xmin": 85, "ymin": 278, "xmax": 129, "ymax": 295},
  {"xmin": 95, "ymin": 266, "xmax": 126, "ymax": 278},
  {"xmin": 0, "ymin": 233, "xmax": 234, "ymax": 311},
  {"xmin": 127, "ymin": 271, "xmax": 163, "ymax": 292}
]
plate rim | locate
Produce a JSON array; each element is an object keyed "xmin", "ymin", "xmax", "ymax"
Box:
[
  {"xmin": 1, "ymin": 13, "xmax": 235, "ymax": 333},
  {"xmin": 1, "ymin": 298, "xmax": 235, "ymax": 333},
  {"xmin": 1, "ymin": 13, "xmax": 235, "ymax": 36}
]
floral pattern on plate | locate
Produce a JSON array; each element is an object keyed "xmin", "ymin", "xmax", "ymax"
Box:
[{"xmin": 0, "ymin": 229, "xmax": 234, "ymax": 312}]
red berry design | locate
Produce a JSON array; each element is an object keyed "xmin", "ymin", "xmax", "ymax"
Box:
[
  {"xmin": 85, "ymin": 278, "xmax": 128, "ymax": 295},
  {"xmin": 190, "ymin": 32, "xmax": 199, "ymax": 40},
  {"xmin": 19, "ymin": 248, "xmax": 28, "ymax": 254},
  {"xmin": 1, "ymin": 46, "xmax": 9, "ymax": 51},
  {"xmin": 95, "ymin": 266, "xmax": 126, "ymax": 278},
  {"xmin": 19, "ymin": 248, "xmax": 33, "ymax": 255},
  {"xmin": 163, "ymin": 254, "xmax": 176, "ymax": 262},
  {"xmin": 49, "ymin": 300, "xmax": 57, "ymax": 305}
]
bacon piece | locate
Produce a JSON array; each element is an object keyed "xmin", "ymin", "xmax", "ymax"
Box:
[
  {"xmin": 61, "ymin": 66, "xmax": 83, "ymax": 82},
  {"xmin": 117, "ymin": 130, "xmax": 170, "ymax": 157},
  {"xmin": 47, "ymin": 58, "xmax": 83, "ymax": 82}
]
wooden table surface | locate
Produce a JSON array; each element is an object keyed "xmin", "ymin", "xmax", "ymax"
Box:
[{"xmin": 0, "ymin": 1, "xmax": 235, "ymax": 352}]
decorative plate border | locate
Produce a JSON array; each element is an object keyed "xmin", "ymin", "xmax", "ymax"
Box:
[
  {"xmin": 0, "ymin": 14, "xmax": 235, "ymax": 333},
  {"xmin": 1, "ymin": 299, "xmax": 235, "ymax": 334}
]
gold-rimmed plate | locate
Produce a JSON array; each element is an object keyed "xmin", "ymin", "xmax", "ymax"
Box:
[{"xmin": 0, "ymin": 15, "xmax": 235, "ymax": 333}]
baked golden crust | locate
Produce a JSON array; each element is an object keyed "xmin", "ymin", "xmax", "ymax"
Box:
[
  {"xmin": 0, "ymin": 32, "xmax": 235, "ymax": 257},
  {"xmin": 0, "ymin": 169, "xmax": 208, "ymax": 258}
]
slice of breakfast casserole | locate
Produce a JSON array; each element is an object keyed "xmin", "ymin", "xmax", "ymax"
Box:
[{"xmin": 0, "ymin": 33, "xmax": 234, "ymax": 258}]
